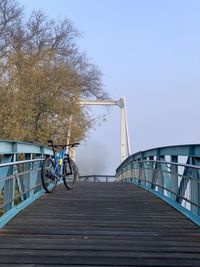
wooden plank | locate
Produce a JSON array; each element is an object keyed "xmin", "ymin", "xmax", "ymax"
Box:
[{"xmin": 0, "ymin": 182, "xmax": 200, "ymax": 266}]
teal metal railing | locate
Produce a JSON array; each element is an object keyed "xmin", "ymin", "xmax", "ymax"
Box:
[
  {"xmin": 79, "ymin": 175, "xmax": 116, "ymax": 182},
  {"xmin": 116, "ymin": 144, "xmax": 200, "ymax": 226},
  {"xmin": 0, "ymin": 140, "xmax": 53, "ymax": 227}
]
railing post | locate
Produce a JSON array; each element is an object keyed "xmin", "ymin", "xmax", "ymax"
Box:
[
  {"xmin": 130, "ymin": 161, "xmax": 134, "ymax": 182},
  {"xmin": 4, "ymin": 154, "xmax": 15, "ymax": 213},
  {"xmin": 32, "ymin": 154, "xmax": 43, "ymax": 194},
  {"xmin": 159, "ymin": 156, "xmax": 171, "ymax": 197},
  {"xmin": 151, "ymin": 161, "xmax": 158, "ymax": 191},
  {"xmin": 171, "ymin": 156, "xmax": 178, "ymax": 201},
  {"xmin": 190, "ymin": 157, "xmax": 200, "ymax": 216},
  {"xmin": 0, "ymin": 155, "xmax": 12, "ymax": 193},
  {"xmin": 24, "ymin": 153, "xmax": 32, "ymax": 199},
  {"xmin": 157, "ymin": 160, "xmax": 164, "ymax": 195},
  {"xmin": 147, "ymin": 156, "xmax": 154, "ymax": 187},
  {"xmin": 141, "ymin": 158, "xmax": 147, "ymax": 186},
  {"xmin": 176, "ymin": 157, "xmax": 191, "ymax": 204}
]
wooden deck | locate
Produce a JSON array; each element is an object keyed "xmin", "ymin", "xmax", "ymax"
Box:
[{"xmin": 0, "ymin": 182, "xmax": 200, "ymax": 266}]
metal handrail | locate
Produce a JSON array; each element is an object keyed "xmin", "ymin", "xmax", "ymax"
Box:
[
  {"xmin": 0, "ymin": 140, "xmax": 53, "ymax": 228},
  {"xmin": 116, "ymin": 145, "xmax": 200, "ymax": 226},
  {"xmin": 0, "ymin": 159, "xmax": 44, "ymax": 168},
  {"xmin": 127, "ymin": 159, "xmax": 200, "ymax": 170}
]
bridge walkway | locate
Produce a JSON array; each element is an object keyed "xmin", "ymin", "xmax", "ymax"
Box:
[{"xmin": 0, "ymin": 182, "xmax": 200, "ymax": 266}]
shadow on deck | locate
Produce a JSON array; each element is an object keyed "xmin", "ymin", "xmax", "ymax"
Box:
[{"xmin": 0, "ymin": 182, "xmax": 200, "ymax": 266}]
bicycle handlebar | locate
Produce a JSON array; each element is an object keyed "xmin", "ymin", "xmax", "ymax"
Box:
[{"xmin": 47, "ymin": 140, "xmax": 80, "ymax": 148}]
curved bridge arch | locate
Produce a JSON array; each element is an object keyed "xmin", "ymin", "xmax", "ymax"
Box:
[{"xmin": 116, "ymin": 144, "xmax": 200, "ymax": 226}]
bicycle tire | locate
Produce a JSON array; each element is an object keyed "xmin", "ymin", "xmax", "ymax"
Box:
[
  {"xmin": 63, "ymin": 157, "xmax": 78, "ymax": 190},
  {"xmin": 41, "ymin": 158, "xmax": 57, "ymax": 193}
]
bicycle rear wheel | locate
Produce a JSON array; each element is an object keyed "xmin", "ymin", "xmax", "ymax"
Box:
[
  {"xmin": 41, "ymin": 158, "xmax": 57, "ymax": 193},
  {"xmin": 63, "ymin": 157, "xmax": 78, "ymax": 190}
]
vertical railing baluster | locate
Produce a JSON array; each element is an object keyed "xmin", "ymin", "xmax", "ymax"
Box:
[
  {"xmin": 4, "ymin": 154, "xmax": 15, "ymax": 213},
  {"xmin": 148, "ymin": 157, "xmax": 154, "ymax": 189},
  {"xmin": 171, "ymin": 156, "xmax": 178, "ymax": 201}
]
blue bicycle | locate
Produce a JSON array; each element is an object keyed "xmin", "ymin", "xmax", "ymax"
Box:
[{"xmin": 41, "ymin": 140, "xmax": 79, "ymax": 193}]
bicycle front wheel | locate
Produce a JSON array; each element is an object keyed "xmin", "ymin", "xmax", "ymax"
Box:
[
  {"xmin": 63, "ymin": 158, "xmax": 78, "ymax": 190},
  {"xmin": 41, "ymin": 158, "xmax": 57, "ymax": 193}
]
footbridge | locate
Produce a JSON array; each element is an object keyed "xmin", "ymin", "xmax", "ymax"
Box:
[{"xmin": 0, "ymin": 140, "xmax": 200, "ymax": 266}]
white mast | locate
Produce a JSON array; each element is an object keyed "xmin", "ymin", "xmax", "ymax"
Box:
[{"xmin": 79, "ymin": 97, "xmax": 131, "ymax": 163}]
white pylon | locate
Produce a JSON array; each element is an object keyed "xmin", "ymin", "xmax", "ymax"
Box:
[
  {"xmin": 66, "ymin": 115, "xmax": 76, "ymax": 161},
  {"xmin": 79, "ymin": 97, "xmax": 131, "ymax": 163}
]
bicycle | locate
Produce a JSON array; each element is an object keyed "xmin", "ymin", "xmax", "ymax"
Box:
[{"xmin": 41, "ymin": 140, "xmax": 80, "ymax": 193}]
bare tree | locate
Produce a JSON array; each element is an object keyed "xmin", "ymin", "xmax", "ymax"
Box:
[
  {"xmin": 0, "ymin": 0, "xmax": 22, "ymax": 56},
  {"xmin": 0, "ymin": 1, "xmax": 107, "ymax": 144}
]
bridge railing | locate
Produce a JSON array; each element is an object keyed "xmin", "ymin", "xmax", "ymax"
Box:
[
  {"xmin": 0, "ymin": 140, "xmax": 53, "ymax": 227},
  {"xmin": 79, "ymin": 175, "xmax": 116, "ymax": 183},
  {"xmin": 116, "ymin": 144, "xmax": 200, "ymax": 226}
]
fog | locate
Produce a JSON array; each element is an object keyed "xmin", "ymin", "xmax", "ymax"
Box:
[{"xmin": 76, "ymin": 140, "xmax": 111, "ymax": 176}]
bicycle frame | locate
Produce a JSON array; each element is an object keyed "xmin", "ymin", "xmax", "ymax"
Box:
[
  {"xmin": 51, "ymin": 145, "xmax": 73, "ymax": 180},
  {"xmin": 54, "ymin": 147, "xmax": 66, "ymax": 177}
]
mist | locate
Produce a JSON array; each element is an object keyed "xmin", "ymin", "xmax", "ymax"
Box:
[{"xmin": 76, "ymin": 141, "xmax": 112, "ymax": 176}]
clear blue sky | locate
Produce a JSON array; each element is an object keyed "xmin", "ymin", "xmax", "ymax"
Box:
[{"xmin": 19, "ymin": 0, "xmax": 200, "ymax": 174}]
